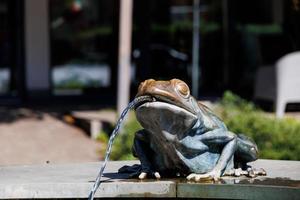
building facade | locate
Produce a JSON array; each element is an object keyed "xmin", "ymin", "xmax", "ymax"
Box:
[{"xmin": 0, "ymin": 0, "xmax": 299, "ymax": 106}]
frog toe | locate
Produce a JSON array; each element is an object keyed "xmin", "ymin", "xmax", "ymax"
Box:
[
  {"xmin": 138, "ymin": 171, "xmax": 161, "ymax": 179},
  {"xmin": 246, "ymin": 167, "xmax": 266, "ymax": 177},
  {"xmin": 186, "ymin": 173, "xmax": 196, "ymax": 180},
  {"xmin": 138, "ymin": 172, "xmax": 147, "ymax": 179},
  {"xmin": 187, "ymin": 172, "xmax": 220, "ymax": 181},
  {"xmin": 255, "ymin": 168, "xmax": 267, "ymax": 176},
  {"xmin": 187, "ymin": 173, "xmax": 207, "ymax": 181},
  {"xmin": 234, "ymin": 168, "xmax": 243, "ymax": 176},
  {"xmin": 154, "ymin": 172, "xmax": 161, "ymax": 179}
]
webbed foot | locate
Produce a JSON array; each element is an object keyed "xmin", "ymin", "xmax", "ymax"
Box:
[
  {"xmin": 247, "ymin": 167, "xmax": 266, "ymax": 177},
  {"xmin": 224, "ymin": 168, "xmax": 248, "ymax": 177},
  {"xmin": 224, "ymin": 167, "xmax": 266, "ymax": 178},
  {"xmin": 187, "ymin": 170, "xmax": 221, "ymax": 181},
  {"xmin": 138, "ymin": 171, "xmax": 161, "ymax": 179}
]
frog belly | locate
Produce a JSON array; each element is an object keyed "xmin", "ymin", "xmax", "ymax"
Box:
[{"xmin": 150, "ymin": 139, "xmax": 188, "ymax": 172}]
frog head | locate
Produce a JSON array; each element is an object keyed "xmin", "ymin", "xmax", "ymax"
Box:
[{"xmin": 135, "ymin": 79, "xmax": 199, "ymax": 139}]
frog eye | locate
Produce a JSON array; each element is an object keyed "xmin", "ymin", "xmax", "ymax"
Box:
[{"xmin": 176, "ymin": 82, "xmax": 190, "ymax": 98}]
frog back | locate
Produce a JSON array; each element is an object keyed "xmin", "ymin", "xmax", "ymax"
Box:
[{"xmin": 197, "ymin": 102, "xmax": 227, "ymax": 131}]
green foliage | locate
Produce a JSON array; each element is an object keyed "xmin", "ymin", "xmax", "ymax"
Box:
[
  {"xmin": 97, "ymin": 130, "xmax": 109, "ymax": 144},
  {"xmin": 98, "ymin": 112, "xmax": 142, "ymax": 160},
  {"xmin": 217, "ymin": 91, "xmax": 300, "ymax": 160}
]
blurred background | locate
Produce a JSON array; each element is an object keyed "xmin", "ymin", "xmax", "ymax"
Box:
[{"xmin": 0, "ymin": 0, "xmax": 300, "ymax": 165}]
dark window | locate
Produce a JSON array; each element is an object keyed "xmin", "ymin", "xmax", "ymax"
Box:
[
  {"xmin": 49, "ymin": 0, "xmax": 118, "ymax": 96},
  {"xmin": 132, "ymin": 0, "xmax": 223, "ymax": 96},
  {"xmin": 0, "ymin": 0, "xmax": 23, "ymax": 100}
]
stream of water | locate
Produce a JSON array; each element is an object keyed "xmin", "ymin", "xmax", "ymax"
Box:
[{"xmin": 88, "ymin": 95, "xmax": 152, "ymax": 200}]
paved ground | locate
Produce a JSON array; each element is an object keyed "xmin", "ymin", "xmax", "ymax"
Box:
[
  {"xmin": 0, "ymin": 160, "xmax": 299, "ymax": 199},
  {"xmin": 0, "ymin": 109, "xmax": 103, "ymax": 166}
]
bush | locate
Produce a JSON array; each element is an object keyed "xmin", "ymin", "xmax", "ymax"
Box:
[
  {"xmin": 99, "ymin": 91, "xmax": 300, "ymax": 161},
  {"xmin": 217, "ymin": 91, "xmax": 300, "ymax": 160},
  {"xmin": 97, "ymin": 112, "xmax": 142, "ymax": 160}
]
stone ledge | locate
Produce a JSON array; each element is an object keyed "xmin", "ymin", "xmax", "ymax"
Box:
[
  {"xmin": 0, "ymin": 182, "xmax": 176, "ymax": 199},
  {"xmin": 0, "ymin": 160, "xmax": 299, "ymax": 199}
]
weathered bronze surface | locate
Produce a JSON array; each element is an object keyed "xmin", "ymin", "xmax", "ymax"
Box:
[{"xmin": 125, "ymin": 79, "xmax": 266, "ymax": 181}]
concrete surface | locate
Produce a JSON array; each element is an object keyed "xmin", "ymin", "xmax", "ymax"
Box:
[
  {"xmin": 0, "ymin": 113, "xmax": 103, "ymax": 165},
  {"xmin": 0, "ymin": 161, "xmax": 175, "ymax": 198},
  {"xmin": 0, "ymin": 159, "xmax": 299, "ymax": 199}
]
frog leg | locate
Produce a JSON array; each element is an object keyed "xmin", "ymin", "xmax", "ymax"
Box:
[
  {"xmin": 132, "ymin": 130, "xmax": 161, "ymax": 179},
  {"xmin": 187, "ymin": 129, "xmax": 237, "ymax": 181},
  {"xmin": 232, "ymin": 134, "xmax": 266, "ymax": 177},
  {"xmin": 234, "ymin": 134, "xmax": 258, "ymax": 168}
]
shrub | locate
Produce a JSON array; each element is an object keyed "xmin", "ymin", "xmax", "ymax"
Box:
[
  {"xmin": 217, "ymin": 91, "xmax": 300, "ymax": 160},
  {"xmin": 97, "ymin": 112, "xmax": 142, "ymax": 160}
]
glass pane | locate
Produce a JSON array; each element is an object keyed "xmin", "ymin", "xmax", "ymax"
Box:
[
  {"xmin": 132, "ymin": 0, "xmax": 193, "ymax": 87},
  {"xmin": 0, "ymin": 0, "xmax": 11, "ymax": 95},
  {"xmin": 132, "ymin": 0, "xmax": 223, "ymax": 95},
  {"xmin": 133, "ymin": 0, "xmax": 300, "ymax": 98},
  {"xmin": 50, "ymin": 0, "xmax": 116, "ymax": 95}
]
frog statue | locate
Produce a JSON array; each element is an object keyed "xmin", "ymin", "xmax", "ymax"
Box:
[{"xmin": 120, "ymin": 79, "xmax": 266, "ymax": 181}]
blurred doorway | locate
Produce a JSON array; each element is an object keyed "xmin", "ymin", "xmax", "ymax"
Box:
[
  {"xmin": 0, "ymin": 0, "xmax": 24, "ymax": 102},
  {"xmin": 49, "ymin": 0, "xmax": 119, "ymax": 103}
]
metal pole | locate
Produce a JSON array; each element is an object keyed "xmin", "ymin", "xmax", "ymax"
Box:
[
  {"xmin": 117, "ymin": 0, "xmax": 133, "ymax": 116},
  {"xmin": 192, "ymin": 0, "xmax": 200, "ymax": 98}
]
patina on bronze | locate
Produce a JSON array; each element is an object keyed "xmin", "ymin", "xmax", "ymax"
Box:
[{"xmin": 123, "ymin": 78, "xmax": 266, "ymax": 181}]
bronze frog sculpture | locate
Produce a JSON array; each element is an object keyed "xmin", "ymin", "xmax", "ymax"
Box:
[{"xmin": 121, "ymin": 79, "xmax": 265, "ymax": 181}]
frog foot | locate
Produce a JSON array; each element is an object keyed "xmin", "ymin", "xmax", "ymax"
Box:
[
  {"xmin": 224, "ymin": 167, "xmax": 267, "ymax": 178},
  {"xmin": 246, "ymin": 167, "xmax": 267, "ymax": 178},
  {"xmin": 224, "ymin": 168, "xmax": 247, "ymax": 177},
  {"xmin": 138, "ymin": 171, "xmax": 161, "ymax": 180},
  {"xmin": 187, "ymin": 171, "xmax": 221, "ymax": 181}
]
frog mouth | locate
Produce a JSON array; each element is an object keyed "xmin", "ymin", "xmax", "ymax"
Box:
[
  {"xmin": 133, "ymin": 95, "xmax": 155, "ymax": 109},
  {"xmin": 134, "ymin": 95, "xmax": 198, "ymax": 135},
  {"xmin": 134, "ymin": 95, "xmax": 196, "ymax": 115},
  {"xmin": 134, "ymin": 95, "xmax": 197, "ymax": 119}
]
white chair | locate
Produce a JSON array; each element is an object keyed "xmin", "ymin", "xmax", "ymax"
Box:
[{"xmin": 254, "ymin": 51, "xmax": 300, "ymax": 118}]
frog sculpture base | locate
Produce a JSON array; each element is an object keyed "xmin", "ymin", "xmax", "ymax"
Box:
[{"xmin": 120, "ymin": 79, "xmax": 266, "ymax": 181}]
